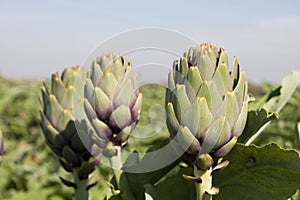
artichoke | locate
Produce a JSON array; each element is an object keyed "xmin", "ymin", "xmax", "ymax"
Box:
[
  {"xmin": 166, "ymin": 43, "xmax": 248, "ymax": 166},
  {"xmin": 83, "ymin": 53, "xmax": 142, "ymax": 156},
  {"xmin": 40, "ymin": 66, "xmax": 97, "ymax": 199}
]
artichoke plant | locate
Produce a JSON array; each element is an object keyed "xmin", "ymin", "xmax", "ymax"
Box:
[
  {"xmin": 40, "ymin": 66, "xmax": 97, "ymax": 200},
  {"xmin": 83, "ymin": 53, "xmax": 142, "ymax": 199},
  {"xmin": 166, "ymin": 43, "xmax": 248, "ymax": 199}
]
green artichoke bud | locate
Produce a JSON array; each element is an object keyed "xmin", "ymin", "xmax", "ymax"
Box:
[
  {"xmin": 40, "ymin": 66, "xmax": 97, "ymax": 188},
  {"xmin": 0, "ymin": 130, "xmax": 3, "ymax": 165},
  {"xmin": 166, "ymin": 43, "xmax": 248, "ymax": 166},
  {"xmin": 84, "ymin": 53, "xmax": 142, "ymax": 154}
]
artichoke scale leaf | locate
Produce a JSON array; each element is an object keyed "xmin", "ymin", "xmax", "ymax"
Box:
[
  {"xmin": 99, "ymin": 54, "xmax": 114, "ymax": 72},
  {"xmin": 94, "ymin": 87, "xmax": 113, "ymax": 119},
  {"xmin": 186, "ymin": 66, "xmax": 202, "ymax": 101},
  {"xmin": 78, "ymin": 162, "xmax": 95, "ymax": 180},
  {"xmin": 92, "ymin": 118, "xmax": 112, "ymax": 141},
  {"xmin": 206, "ymin": 80, "xmax": 223, "ymax": 115},
  {"xmin": 83, "ymin": 98, "xmax": 97, "ymax": 120},
  {"xmin": 233, "ymin": 71, "xmax": 247, "ymax": 107},
  {"xmin": 90, "ymin": 61, "xmax": 103, "ymax": 86},
  {"xmin": 166, "ymin": 102, "xmax": 180, "ymax": 136},
  {"xmin": 111, "ymin": 57, "xmax": 126, "ymax": 81},
  {"xmin": 214, "ymin": 119, "xmax": 231, "ymax": 149},
  {"xmin": 53, "ymin": 133, "xmax": 68, "ymax": 152},
  {"xmin": 44, "ymin": 124, "xmax": 59, "ymax": 145},
  {"xmin": 45, "ymin": 125, "xmax": 60, "ymax": 144},
  {"xmin": 197, "ymin": 80, "xmax": 222, "ymax": 114},
  {"xmin": 99, "ymin": 72, "xmax": 118, "ymax": 99},
  {"xmin": 215, "ymin": 92, "xmax": 239, "ymax": 127},
  {"xmin": 196, "ymin": 97, "xmax": 214, "ymax": 139},
  {"xmin": 109, "ymin": 105, "xmax": 132, "ymax": 130},
  {"xmin": 179, "ymin": 57, "xmax": 189, "ymax": 77},
  {"xmin": 72, "ymin": 67, "xmax": 87, "ymax": 95},
  {"xmin": 173, "ymin": 60, "xmax": 182, "ymax": 84},
  {"xmin": 198, "ymin": 53, "xmax": 215, "ymax": 81},
  {"xmin": 40, "ymin": 85, "xmax": 49, "ymax": 106},
  {"xmin": 59, "ymin": 176, "xmax": 77, "ymax": 188},
  {"xmin": 232, "ymin": 101, "xmax": 248, "ymax": 137},
  {"xmin": 40, "ymin": 110, "xmax": 58, "ymax": 144},
  {"xmin": 177, "ymin": 126, "xmax": 200, "ymax": 155},
  {"xmin": 211, "ymin": 68, "xmax": 226, "ymax": 97},
  {"xmin": 61, "ymin": 146, "xmax": 82, "ymax": 168},
  {"xmin": 70, "ymin": 134, "xmax": 87, "ymax": 153},
  {"xmin": 174, "ymin": 85, "xmax": 191, "ymax": 121},
  {"xmin": 217, "ymin": 48, "xmax": 229, "ymax": 68},
  {"xmin": 62, "ymin": 121, "xmax": 77, "ymax": 141},
  {"xmin": 59, "ymin": 159, "xmax": 73, "ymax": 173},
  {"xmin": 181, "ymin": 99, "xmax": 200, "ymax": 136},
  {"xmin": 84, "ymin": 78, "xmax": 95, "ymax": 107},
  {"xmin": 207, "ymin": 45, "xmax": 219, "ymax": 67},
  {"xmin": 212, "ymin": 136, "xmax": 237, "ymax": 159},
  {"xmin": 167, "ymin": 70, "xmax": 176, "ymax": 92},
  {"xmin": 40, "ymin": 109, "xmax": 51, "ymax": 130},
  {"xmin": 114, "ymin": 77, "xmax": 135, "ymax": 107},
  {"xmin": 201, "ymin": 116, "xmax": 227, "ymax": 154},
  {"xmin": 47, "ymin": 94, "xmax": 65, "ymax": 128},
  {"xmin": 61, "ymin": 67, "xmax": 75, "ymax": 87},
  {"xmin": 51, "ymin": 74, "xmax": 66, "ymax": 103},
  {"xmin": 61, "ymin": 66, "xmax": 82, "ymax": 87},
  {"xmin": 231, "ymin": 57, "xmax": 240, "ymax": 89},
  {"xmin": 56, "ymin": 110, "xmax": 74, "ymax": 132},
  {"xmin": 186, "ymin": 47, "xmax": 197, "ymax": 64},
  {"xmin": 131, "ymin": 93, "xmax": 143, "ymax": 121},
  {"xmin": 60, "ymin": 86, "xmax": 73, "ymax": 109},
  {"xmin": 116, "ymin": 126, "xmax": 132, "ymax": 145},
  {"xmin": 218, "ymin": 64, "xmax": 232, "ymax": 92}
]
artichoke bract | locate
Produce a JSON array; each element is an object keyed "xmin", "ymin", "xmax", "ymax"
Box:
[
  {"xmin": 84, "ymin": 53, "xmax": 142, "ymax": 156},
  {"xmin": 166, "ymin": 43, "xmax": 248, "ymax": 167},
  {"xmin": 40, "ymin": 66, "xmax": 97, "ymax": 196}
]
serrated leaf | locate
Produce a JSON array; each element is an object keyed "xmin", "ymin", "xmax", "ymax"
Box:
[
  {"xmin": 118, "ymin": 147, "xmax": 180, "ymax": 199},
  {"xmin": 238, "ymin": 109, "xmax": 278, "ymax": 143},
  {"xmin": 214, "ymin": 143, "xmax": 300, "ymax": 200},
  {"xmin": 154, "ymin": 166, "xmax": 195, "ymax": 200},
  {"xmin": 250, "ymin": 71, "xmax": 300, "ymax": 113},
  {"xmin": 263, "ymin": 71, "xmax": 300, "ymax": 113}
]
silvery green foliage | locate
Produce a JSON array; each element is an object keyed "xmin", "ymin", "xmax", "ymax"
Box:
[
  {"xmin": 166, "ymin": 43, "xmax": 248, "ymax": 166},
  {"xmin": 84, "ymin": 53, "xmax": 142, "ymax": 156}
]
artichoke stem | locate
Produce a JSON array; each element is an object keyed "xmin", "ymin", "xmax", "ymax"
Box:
[
  {"xmin": 109, "ymin": 146, "xmax": 136, "ymax": 200},
  {"xmin": 73, "ymin": 169, "xmax": 89, "ymax": 200},
  {"xmin": 194, "ymin": 165, "xmax": 213, "ymax": 200}
]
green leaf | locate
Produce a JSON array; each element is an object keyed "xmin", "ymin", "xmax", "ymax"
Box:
[
  {"xmin": 249, "ymin": 85, "xmax": 281, "ymax": 111},
  {"xmin": 263, "ymin": 71, "xmax": 300, "ymax": 113},
  {"xmin": 214, "ymin": 143, "xmax": 300, "ymax": 200},
  {"xmin": 238, "ymin": 109, "xmax": 278, "ymax": 143},
  {"xmin": 250, "ymin": 71, "xmax": 300, "ymax": 112},
  {"xmin": 154, "ymin": 166, "xmax": 195, "ymax": 200},
  {"xmin": 119, "ymin": 148, "xmax": 181, "ymax": 199}
]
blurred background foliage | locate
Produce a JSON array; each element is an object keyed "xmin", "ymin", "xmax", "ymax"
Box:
[{"xmin": 0, "ymin": 77, "xmax": 299, "ymax": 199}]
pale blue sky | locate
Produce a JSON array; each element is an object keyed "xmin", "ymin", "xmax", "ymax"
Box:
[{"xmin": 0, "ymin": 0, "xmax": 300, "ymax": 83}]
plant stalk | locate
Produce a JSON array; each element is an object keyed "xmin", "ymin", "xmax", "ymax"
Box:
[
  {"xmin": 109, "ymin": 146, "xmax": 136, "ymax": 200},
  {"xmin": 194, "ymin": 165, "xmax": 213, "ymax": 200},
  {"xmin": 73, "ymin": 169, "xmax": 89, "ymax": 200}
]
